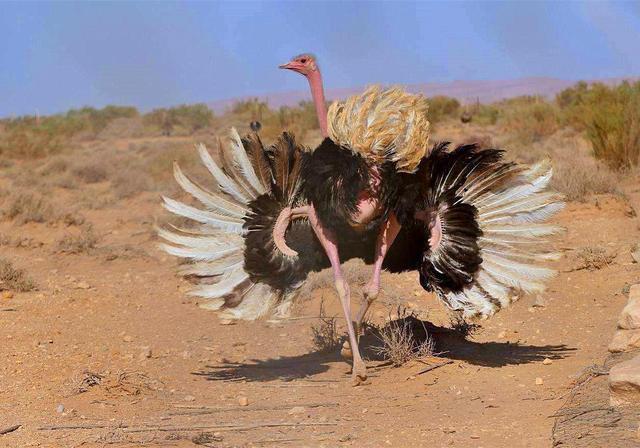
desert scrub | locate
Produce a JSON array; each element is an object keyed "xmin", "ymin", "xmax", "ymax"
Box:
[
  {"xmin": 310, "ymin": 301, "xmax": 341, "ymax": 352},
  {"xmin": 575, "ymin": 246, "xmax": 615, "ymax": 271},
  {"xmin": 56, "ymin": 225, "xmax": 99, "ymax": 254},
  {"xmin": 557, "ymin": 81, "xmax": 640, "ymax": 169},
  {"xmin": 372, "ymin": 309, "xmax": 437, "ymax": 366},
  {"xmin": 3, "ymin": 192, "xmax": 55, "ymax": 224},
  {"xmin": 0, "ymin": 258, "xmax": 36, "ymax": 292},
  {"xmin": 427, "ymin": 96, "xmax": 460, "ymax": 124},
  {"xmin": 502, "ymin": 96, "xmax": 560, "ymax": 144}
]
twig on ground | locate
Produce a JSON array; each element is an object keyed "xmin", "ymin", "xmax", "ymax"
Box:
[
  {"xmin": 38, "ymin": 421, "xmax": 336, "ymax": 433},
  {"xmin": 0, "ymin": 425, "xmax": 21, "ymax": 435},
  {"xmin": 171, "ymin": 401, "xmax": 338, "ymax": 415},
  {"xmin": 414, "ymin": 360, "xmax": 453, "ymax": 377}
]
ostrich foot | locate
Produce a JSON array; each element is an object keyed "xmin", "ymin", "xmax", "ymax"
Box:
[{"xmin": 351, "ymin": 359, "xmax": 368, "ymax": 386}]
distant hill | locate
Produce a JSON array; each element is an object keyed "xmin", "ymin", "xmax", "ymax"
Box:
[{"xmin": 208, "ymin": 76, "xmax": 638, "ymax": 113}]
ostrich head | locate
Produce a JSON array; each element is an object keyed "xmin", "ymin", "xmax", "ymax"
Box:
[
  {"xmin": 279, "ymin": 53, "xmax": 318, "ymax": 77},
  {"xmin": 279, "ymin": 53, "xmax": 328, "ymax": 138}
]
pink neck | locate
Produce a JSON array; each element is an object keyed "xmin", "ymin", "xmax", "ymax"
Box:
[{"xmin": 307, "ymin": 70, "xmax": 328, "ymax": 137}]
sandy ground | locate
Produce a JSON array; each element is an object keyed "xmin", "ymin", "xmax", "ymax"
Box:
[{"xmin": 1, "ymin": 142, "xmax": 640, "ymax": 448}]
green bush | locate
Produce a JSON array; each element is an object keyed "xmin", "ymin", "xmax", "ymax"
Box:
[
  {"xmin": 557, "ymin": 81, "xmax": 640, "ymax": 169},
  {"xmin": 428, "ymin": 96, "xmax": 460, "ymax": 123},
  {"xmin": 501, "ymin": 96, "xmax": 560, "ymax": 143},
  {"xmin": 143, "ymin": 104, "xmax": 214, "ymax": 135},
  {"xmin": 0, "ymin": 105, "xmax": 139, "ymax": 158}
]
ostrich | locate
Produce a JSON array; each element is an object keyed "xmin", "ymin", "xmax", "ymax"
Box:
[{"xmin": 159, "ymin": 54, "xmax": 564, "ymax": 385}]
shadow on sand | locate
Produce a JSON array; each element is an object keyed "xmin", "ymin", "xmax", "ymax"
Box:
[{"xmin": 193, "ymin": 317, "xmax": 575, "ymax": 383}]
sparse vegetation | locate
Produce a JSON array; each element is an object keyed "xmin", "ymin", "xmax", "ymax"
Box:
[
  {"xmin": 575, "ymin": 246, "xmax": 615, "ymax": 271},
  {"xmin": 0, "ymin": 258, "xmax": 36, "ymax": 292},
  {"xmin": 3, "ymin": 192, "xmax": 55, "ymax": 224},
  {"xmin": 428, "ymin": 96, "xmax": 461, "ymax": 123},
  {"xmin": 372, "ymin": 308, "xmax": 437, "ymax": 366},
  {"xmin": 556, "ymin": 81, "xmax": 640, "ymax": 169},
  {"xmin": 310, "ymin": 301, "xmax": 342, "ymax": 352},
  {"xmin": 56, "ymin": 226, "xmax": 100, "ymax": 254}
]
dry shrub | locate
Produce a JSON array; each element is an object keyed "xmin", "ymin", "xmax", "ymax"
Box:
[
  {"xmin": 575, "ymin": 246, "xmax": 615, "ymax": 271},
  {"xmin": 40, "ymin": 157, "xmax": 69, "ymax": 175},
  {"xmin": 3, "ymin": 192, "xmax": 55, "ymax": 224},
  {"xmin": 372, "ymin": 308, "xmax": 437, "ymax": 366},
  {"xmin": 68, "ymin": 370, "xmax": 103, "ymax": 395},
  {"xmin": 0, "ymin": 258, "xmax": 36, "ymax": 292},
  {"xmin": 502, "ymin": 97, "xmax": 560, "ymax": 144},
  {"xmin": 449, "ymin": 313, "xmax": 482, "ymax": 338},
  {"xmin": 72, "ymin": 161, "xmax": 108, "ymax": 183},
  {"xmin": 104, "ymin": 370, "xmax": 162, "ymax": 396},
  {"xmin": 557, "ymin": 81, "xmax": 640, "ymax": 169},
  {"xmin": 428, "ymin": 96, "xmax": 461, "ymax": 124},
  {"xmin": 97, "ymin": 116, "xmax": 145, "ymax": 140},
  {"xmin": 146, "ymin": 141, "xmax": 200, "ymax": 186},
  {"xmin": 310, "ymin": 301, "xmax": 341, "ymax": 352},
  {"xmin": 52, "ymin": 173, "xmax": 79, "ymax": 189},
  {"xmin": 56, "ymin": 226, "xmax": 99, "ymax": 254},
  {"xmin": 551, "ymin": 154, "xmax": 619, "ymax": 202},
  {"xmin": 588, "ymin": 92, "xmax": 640, "ymax": 169},
  {"xmin": 112, "ymin": 167, "xmax": 154, "ymax": 199}
]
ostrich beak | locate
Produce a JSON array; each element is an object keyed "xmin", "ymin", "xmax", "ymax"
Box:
[{"xmin": 279, "ymin": 62, "xmax": 295, "ymax": 70}]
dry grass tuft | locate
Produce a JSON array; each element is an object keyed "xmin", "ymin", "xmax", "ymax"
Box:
[
  {"xmin": 372, "ymin": 308, "xmax": 437, "ymax": 367},
  {"xmin": 310, "ymin": 301, "xmax": 342, "ymax": 352},
  {"xmin": 112, "ymin": 167, "xmax": 154, "ymax": 199},
  {"xmin": 3, "ymin": 192, "xmax": 55, "ymax": 224},
  {"xmin": 575, "ymin": 246, "xmax": 615, "ymax": 271},
  {"xmin": 68, "ymin": 370, "xmax": 103, "ymax": 395},
  {"xmin": 104, "ymin": 370, "xmax": 162, "ymax": 397},
  {"xmin": 0, "ymin": 258, "xmax": 36, "ymax": 292},
  {"xmin": 56, "ymin": 226, "xmax": 99, "ymax": 254},
  {"xmin": 449, "ymin": 313, "xmax": 482, "ymax": 338},
  {"xmin": 72, "ymin": 161, "xmax": 109, "ymax": 183}
]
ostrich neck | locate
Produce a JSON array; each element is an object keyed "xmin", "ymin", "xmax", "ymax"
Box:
[{"xmin": 307, "ymin": 70, "xmax": 328, "ymax": 137}]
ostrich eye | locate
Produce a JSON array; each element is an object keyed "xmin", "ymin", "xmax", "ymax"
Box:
[{"xmin": 299, "ymin": 58, "xmax": 307, "ymax": 63}]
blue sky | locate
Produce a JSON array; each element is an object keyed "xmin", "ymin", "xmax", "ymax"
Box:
[{"xmin": 1, "ymin": 1, "xmax": 639, "ymax": 117}]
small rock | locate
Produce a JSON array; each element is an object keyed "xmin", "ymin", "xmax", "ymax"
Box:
[
  {"xmin": 183, "ymin": 395, "xmax": 196, "ymax": 402},
  {"xmin": 288, "ymin": 406, "xmax": 305, "ymax": 415},
  {"xmin": 122, "ymin": 335, "xmax": 133, "ymax": 343},
  {"xmin": 609, "ymin": 329, "xmax": 640, "ymax": 353},
  {"xmin": 470, "ymin": 434, "xmax": 480, "ymax": 439},
  {"xmin": 610, "ymin": 355, "xmax": 640, "ymax": 406},
  {"xmin": 543, "ymin": 358, "xmax": 553, "ymax": 365},
  {"xmin": 631, "ymin": 246, "xmax": 640, "ymax": 264},
  {"xmin": 497, "ymin": 331, "xmax": 507, "ymax": 339},
  {"xmin": 141, "ymin": 347, "xmax": 152, "ymax": 359},
  {"xmin": 75, "ymin": 282, "xmax": 90, "ymax": 290},
  {"xmin": 238, "ymin": 396, "xmax": 249, "ymax": 406},
  {"xmin": 535, "ymin": 377, "xmax": 544, "ymax": 386},
  {"xmin": 1, "ymin": 290, "xmax": 13, "ymax": 299},
  {"xmin": 56, "ymin": 404, "xmax": 65, "ymax": 414}
]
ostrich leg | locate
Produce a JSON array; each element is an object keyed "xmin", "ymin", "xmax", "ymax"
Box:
[
  {"xmin": 359, "ymin": 213, "xmax": 402, "ymax": 332},
  {"xmin": 307, "ymin": 204, "xmax": 367, "ymax": 385}
]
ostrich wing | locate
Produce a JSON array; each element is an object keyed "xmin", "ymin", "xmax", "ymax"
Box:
[
  {"xmin": 397, "ymin": 142, "xmax": 564, "ymax": 319},
  {"xmin": 159, "ymin": 130, "xmax": 324, "ymax": 320}
]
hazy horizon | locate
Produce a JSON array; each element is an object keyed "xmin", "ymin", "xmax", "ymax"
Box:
[{"xmin": 2, "ymin": 1, "xmax": 639, "ymax": 117}]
